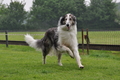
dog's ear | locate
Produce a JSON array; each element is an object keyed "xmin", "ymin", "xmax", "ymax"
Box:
[
  {"xmin": 60, "ymin": 16, "xmax": 66, "ymax": 25},
  {"xmin": 71, "ymin": 14, "xmax": 76, "ymax": 25},
  {"xmin": 72, "ymin": 14, "xmax": 76, "ymax": 22},
  {"xmin": 58, "ymin": 16, "xmax": 64, "ymax": 26}
]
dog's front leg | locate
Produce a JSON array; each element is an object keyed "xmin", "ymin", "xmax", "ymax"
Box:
[
  {"xmin": 57, "ymin": 45, "xmax": 74, "ymax": 66},
  {"xmin": 58, "ymin": 53, "xmax": 63, "ymax": 66},
  {"xmin": 57, "ymin": 45, "xmax": 74, "ymax": 58},
  {"xmin": 73, "ymin": 49, "xmax": 84, "ymax": 68}
]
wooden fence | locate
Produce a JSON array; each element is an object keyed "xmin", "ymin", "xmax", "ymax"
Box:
[
  {"xmin": 0, "ymin": 30, "xmax": 120, "ymax": 55},
  {"xmin": 0, "ymin": 40, "xmax": 120, "ymax": 51}
]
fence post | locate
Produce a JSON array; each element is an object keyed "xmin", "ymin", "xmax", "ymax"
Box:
[
  {"xmin": 82, "ymin": 29, "xmax": 84, "ymax": 54},
  {"xmin": 5, "ymin": 30, "xmax": 8, "ymax": 47},
  {"xmin": 86, "ymin": 29, "xmax": 89, "ymax": 55}
]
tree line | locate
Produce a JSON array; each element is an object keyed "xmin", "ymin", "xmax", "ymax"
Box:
[{"xmin": 0, "ymin": 0, "xmax": 119, "ymax": 31}]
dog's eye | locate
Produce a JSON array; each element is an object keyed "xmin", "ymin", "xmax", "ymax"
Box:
[
  {"xmin": 65, "ymin": 19, "xmax": 67, "ymax": 21},
  {"xmin": 69, "ymin": 18, "xmax": 72, "ymax": 20}
]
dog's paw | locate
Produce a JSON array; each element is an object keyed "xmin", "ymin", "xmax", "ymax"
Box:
[
  {"xmin": 70, "ymin": 55, "xmax": 74, "ymax": 59},
  {"xmin": 79, "ymin": 65, "xmax": 84, "ymax": 69},
  {"xmin": 69, "ymin": 53, "xmax": 74, "ymax": 59},
  {"xmin": 58, "ymin": 63, "xmax": 63, "ymax": 66}
]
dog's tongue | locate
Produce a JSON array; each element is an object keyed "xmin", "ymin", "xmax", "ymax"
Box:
[{"xmin": 67, "ymin": 26, "xmax": 70, "ymax": 30}]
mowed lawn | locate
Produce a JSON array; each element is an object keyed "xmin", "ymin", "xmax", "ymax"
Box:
[
  {"xmin": 0, "ymin": 44, "xmax": 120, "ymax": 80},
  {"xmin": 0, "ymin": 31, "xmax": 120, "ymax": 45}
]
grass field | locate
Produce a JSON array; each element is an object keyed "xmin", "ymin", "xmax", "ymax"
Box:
[
  {"xmin": 0, "ymin": 44, "xmax": 120, "ymax": 80},
  {"xmin": 0, "ymin": 31, "xmax": 120, "ymax": 45}
]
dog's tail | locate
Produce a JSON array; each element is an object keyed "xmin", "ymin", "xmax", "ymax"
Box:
[{"xmin": 24, "ymin": 34, "xmax": 38, "ymax": 49}]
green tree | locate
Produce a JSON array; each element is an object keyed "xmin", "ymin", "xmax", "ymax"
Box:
[
  {"xmin": 0, "ymin": 0, "xmax": 27, "ymax": 30},
  {"xmin": 27, "ymin": 0, "xmax": 86, "ymax": 30},
  {"xmin": 84, "ymin": 0, "xmax": 119, "ymax": 30},
  {"xmin": 115, "ymin": 2, "xmax": 120, "ymax": 24},
  {"xmin": 0, "ymin": 4, "xmax": 8, "ymax": 29}
]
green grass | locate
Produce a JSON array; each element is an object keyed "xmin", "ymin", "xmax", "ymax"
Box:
[
  {"xmin": 77, "ymin": 31, "xmax": 120, "ymax": 45},
  {"xmin": 88, "ymin": 31, "xmax": 120, "ymax": 45},
  {"xmin": 0, "ymin": 44, "xmax": 120, "ymax": 80},
  {"xmin": 0, "ymin": 31, "xmax": 120, "ymax": 45}
]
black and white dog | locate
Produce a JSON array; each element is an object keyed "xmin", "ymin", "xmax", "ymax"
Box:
[{"xmin": 25, "ymin": 13, "xmax": 84, "ymax": 68}]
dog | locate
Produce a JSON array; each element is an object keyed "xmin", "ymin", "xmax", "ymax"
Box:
[{"xmin": 25, "ymin": 13, "xmax": 84, "ymax": 68}]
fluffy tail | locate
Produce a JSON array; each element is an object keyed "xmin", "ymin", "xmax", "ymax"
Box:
[{"xmin": 24, "ymin": 34, "xmax": 37, "ymax": 49}]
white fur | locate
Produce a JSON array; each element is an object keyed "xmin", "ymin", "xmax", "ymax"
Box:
[
  {"xmin": 57, "ymin": 13, "xmax": 84, "ymax": 68},
  {"xmin": 24, "ymin": 34, "xmax": 37, "ymax": 49}
]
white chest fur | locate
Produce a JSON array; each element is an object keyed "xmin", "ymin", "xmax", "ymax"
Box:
[{"xmin": 58, "ymin": 27, "xmax": 78, "ymax": 49}]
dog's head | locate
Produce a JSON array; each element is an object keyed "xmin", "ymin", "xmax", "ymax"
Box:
[{"xmin": 58, "ymin": 13, "xmax": 76, "ymax": 31}]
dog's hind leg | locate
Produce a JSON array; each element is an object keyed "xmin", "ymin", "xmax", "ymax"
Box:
[
  {"xmin": 42, "ymin": 49, "xmax": 49, "ymax": 64},
  {"xmin": 42, "ymin": 46, "xmax": 52, "ymax": 64},
  {"xmin": 43, "ymin": 55, "xmax": 46, "ymax": 64},
  {"xmin": 42, "ymin": 52, "xmax": 47, "ymax": 64}
]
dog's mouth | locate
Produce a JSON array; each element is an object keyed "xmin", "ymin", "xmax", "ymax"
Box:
[{"xmin": 66, "ymin": 24, "xmax": 70, "ymax": 30}]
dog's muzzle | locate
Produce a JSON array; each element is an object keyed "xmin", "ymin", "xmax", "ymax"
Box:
[
  {"xmin": 66, "ymin": 24, "xmax": 70, "ymax": 30},
  {"xmin": 66, "ymin": 24, "xmax": 69, "ymax": 27}
]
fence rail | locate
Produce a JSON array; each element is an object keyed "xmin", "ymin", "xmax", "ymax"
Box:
[
  {"xmin": 0, "ymin": 30, "xmax": 120, "ymax": 52},
  {"xmin": 0, "ymin": 40, "xmax": 28, "ymax": 46},
  {"xmin": 78, "ymin": 44, "xmax": 120, "ymax": 51},
  {"xmin": 0, "ymin": 40, "xmax": 120, "ymax": 51}
]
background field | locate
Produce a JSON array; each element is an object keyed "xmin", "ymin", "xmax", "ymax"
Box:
[
  {"xmin": 0, "ymin": 31, "xmax": 120, "ymax": 45},
  {"xmin": 0, "ymin": 44, "xmax": 120, "ymax": 80}
]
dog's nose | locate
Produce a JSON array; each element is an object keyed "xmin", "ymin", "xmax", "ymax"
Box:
[{"xmin": 66, "ymin": 24, "xmax": 69, "ymax": 27}]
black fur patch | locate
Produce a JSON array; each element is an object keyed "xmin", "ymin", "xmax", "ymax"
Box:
[
  {"xmin": 36, "ymin": 27, "xmax": 58, "ymax": 56},
  {"xmin": 60, "ymin": 16, "xmax": 66, "ymax": 25},
  {"xmin": 60, "ymin": 14, "xmax": 76, "ymax": 26}
]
